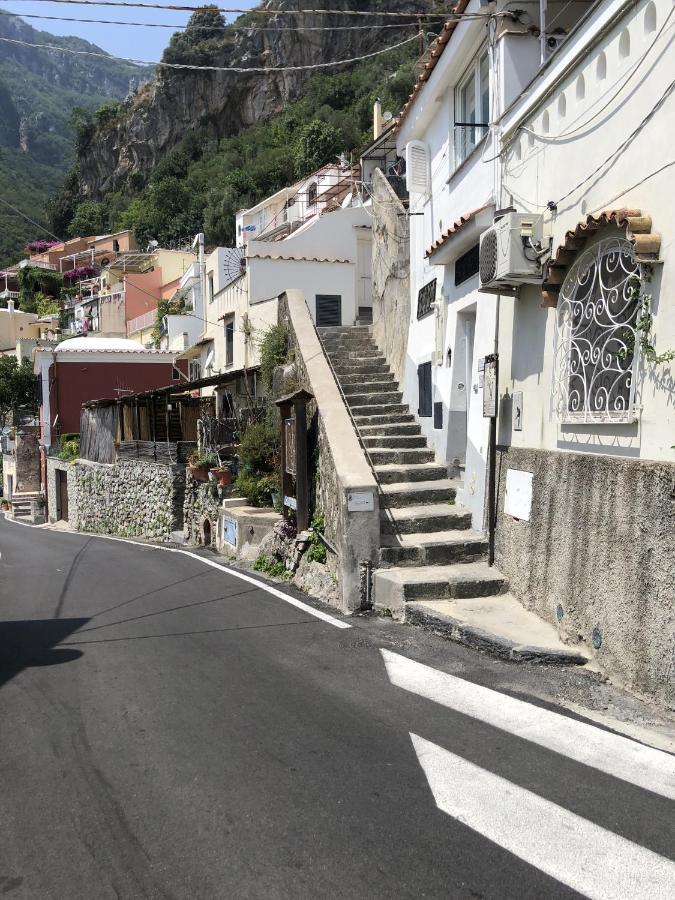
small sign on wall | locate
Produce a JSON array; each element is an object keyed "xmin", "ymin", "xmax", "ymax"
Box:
[
  {"xmin": 347, "ymin": 491, "xmax": 374, "ymax": 512},
  {"xmin": 221, "ymin": 517, "xmax": 237, "ymax": 546},
  {"xmin": 513, "ymin": 391, "xmax": 523, "ymax": 431},
  {"xmin": 284, "ymin": 495, "xmax": 297, "ymax": 511},
  {"xmin": 483, "ymin": 355, "xmax": 498, "ymax": 418},
  {"xmin": 504, "ymin": 468, "xmax": 533, "ymax": 521}
]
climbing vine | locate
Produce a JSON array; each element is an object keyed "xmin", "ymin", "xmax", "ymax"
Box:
[{"xmin": 619, "ymin": 275, "xmax": 675, "ymax": 365}]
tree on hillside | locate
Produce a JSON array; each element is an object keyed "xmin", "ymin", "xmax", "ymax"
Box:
[
  {"xmin": 0, "ymin": 357, "xmax": 38, "ymax": 426},
  {"xmin": 163, "ymin": 6, "xmax": 228, "ymax": 66},
  {"xmin": 68, "ymin": 200, "xmax": 105, "ymax": 238},
  {"xmin": 293, "ymin": 120, "xmax": 343, "ymax": 177}
]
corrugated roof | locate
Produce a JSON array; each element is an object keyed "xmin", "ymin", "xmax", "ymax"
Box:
[{"xmin": 425, "ymin": 204, "xmax": 492, "ymax": 258}]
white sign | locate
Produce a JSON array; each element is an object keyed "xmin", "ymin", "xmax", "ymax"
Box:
[
  {"xmin": 347, "ymin": 491, "xmax": 374, "ymax": 512},
  {"xmin": 504, "ymin": 468, "xmax": 533, "ymax": 521},
  {"xmin": 284, "ymin": 495, "xmax": 297, "ymax": 510}
]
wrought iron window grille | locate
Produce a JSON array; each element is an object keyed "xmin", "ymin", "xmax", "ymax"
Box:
[
  {"xmin": 552, "ymin": 237, "xmax": 643, "ymax": 424},
  {"xmin": 417, "ymin": 278, "xmax": 437, "ymax": 319}
]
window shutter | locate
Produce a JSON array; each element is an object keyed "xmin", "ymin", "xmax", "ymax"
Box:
[
  {"xmin": 417, "ymin": 362, "xmax": 432, "ymax": 417},
  {"xmin": 406, "ymin": 141, "xmax": 429, "ymax": 194}
]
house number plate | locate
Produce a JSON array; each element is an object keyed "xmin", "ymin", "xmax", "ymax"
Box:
[{"xmin": 347, "ymin": 491, "xmax": 374, "ymax": 512}]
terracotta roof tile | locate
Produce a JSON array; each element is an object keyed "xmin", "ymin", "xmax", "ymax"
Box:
[
  {"xmin": 425, "ymin": 204, "xmax": 492, "ymax": 258},
  {"xmin": 247, "ymin": 253, "xmax": 351, "ymax": 264}
]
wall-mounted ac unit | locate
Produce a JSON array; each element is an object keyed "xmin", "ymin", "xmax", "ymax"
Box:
[
  {"xmin": 544, "ymin": 31, "xmax": 567, "ymax": 59},
  {"xmin": 479, "ymin": 212, "xmax": 544, "ymax": 294}
]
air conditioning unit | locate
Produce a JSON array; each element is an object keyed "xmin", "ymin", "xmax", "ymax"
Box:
[
  {"xmin": 544, "ymin": 30, "xmax": 567, "ymax": 59},
  {"xmin": 479, "ymin": 211, "xmax": 545, "ymax": 294}
]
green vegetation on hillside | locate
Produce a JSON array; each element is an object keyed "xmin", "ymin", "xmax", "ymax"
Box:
[{"xmin": 56, "ymin": 21, "xmax": 417, "ymax": 249}]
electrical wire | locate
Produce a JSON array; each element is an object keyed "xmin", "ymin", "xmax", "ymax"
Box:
[
  {"xmin": 0, "ymin": 30, "xmax": 421, "ymax": 70},
  {"xmin": 3, "ymin": 1, "xmax": 461, "ymax": 19},
  {"xmin": 0, "ymin": 9, "xmax": 435, "ymax": 31}
]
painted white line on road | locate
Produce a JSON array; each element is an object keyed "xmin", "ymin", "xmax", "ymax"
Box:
[
  {"xmin": 2, "ymin": 514, "xmax": 350, "ymax": 630},
  {"xmin": 382, "ymin": 650, "xmax": 675, "ymax": 800},
  {"xmin": 411, "ymin": 734, "xmax": 675, "ymax": 900}
]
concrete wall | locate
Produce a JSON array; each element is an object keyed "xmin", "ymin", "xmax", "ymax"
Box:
[
  {"xmin": 46, "ymin": 457, "xmax": 78, "ymax": 524},
  {"xmin": 495, "ymin": 446, "xmax": 675, "ymax": 707},
  {"xmin": 249, "ymin": 258, "xmax": 356, "ymax": 324},
  {"xmin": 279, "ymin": 290, "xmax": 381, "ymax": 612},
  {"xmin": 13, "ymin": 426, "xmax": 40, "ymax": 493},
  {"xmin": 370, "ymin": 170, "xmax": 410, "ymax": 387}
]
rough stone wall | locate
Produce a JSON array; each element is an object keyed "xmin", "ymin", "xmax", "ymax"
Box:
[
  {"xmin": 494, "ymin": 447, "xmax": 675, "ymax": 707},
  {"xmin": 72, "ymin": 460, "xmax": 183, "ymax": 541},
  {"xmin": 370, "ymin": 169, "xmax": 410, "ymax": 386},
  {"xmin": 14, "ymin": 426, "xmax": 41, "ymax": 493},
  {"xmin": 183, "ymin": 471, "xmax": 221, "ymax": 547}
]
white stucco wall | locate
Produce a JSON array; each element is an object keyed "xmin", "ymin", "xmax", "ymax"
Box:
[{"xmin": 247, "ymin": 258, "xmax": 356, "ymax": 325}]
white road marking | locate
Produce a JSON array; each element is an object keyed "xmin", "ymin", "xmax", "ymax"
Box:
[
  {"xmin": 1, "ymin": 514, "xmax": 350, "ymax": 630},
  {"xmin": 411, "ymin": 734, "xmax": 675, "ymax": 900},
  {"xmin": 382, "ymin": 650, "xmax": 675, "ymax": 800}
]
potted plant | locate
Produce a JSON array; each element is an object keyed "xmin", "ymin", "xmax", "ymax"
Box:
[
  {"xmin": 188, "ymin": 450, "xmax": 218, "ymax": 482},
  {"xmin": 212, "ymin": 464, "xmax": 233, "ymax": 487}
]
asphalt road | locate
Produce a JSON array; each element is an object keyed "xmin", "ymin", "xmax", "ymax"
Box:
[{"xmin": 0, "ymin": 516, "xmax": 673, "ymax": 900}]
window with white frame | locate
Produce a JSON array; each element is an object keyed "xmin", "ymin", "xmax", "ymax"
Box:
[
  {"xmin": 224, "ymin": 314, "xmax": 234, "ymax": 367},
  {"xmin": 208, "ymin": 272, "xmax": 214, "ymax": 304},
  {"xmin": 552, "ymin": 237, "xmax": 642, "ymax": 424},
  {"xmin": 453, "ymin": 49, "xmax": 489, "ymax": 168}
]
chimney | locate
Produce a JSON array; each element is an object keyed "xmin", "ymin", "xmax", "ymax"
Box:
[{"xmin": 373, "ymin": 97, "xmax": 383, "ymax": 140}]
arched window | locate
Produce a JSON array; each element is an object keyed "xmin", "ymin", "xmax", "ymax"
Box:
[{"xmin": 553, "ymin": 238, "xmax": 641, "ymax": 423}]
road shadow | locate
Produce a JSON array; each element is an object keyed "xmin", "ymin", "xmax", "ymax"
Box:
[{"xmin": 0, "ymin": 619, "xmax": 88, "ymax": 689}]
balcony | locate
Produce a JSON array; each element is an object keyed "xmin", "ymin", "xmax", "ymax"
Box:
[
  {"xmin": 127, "ymin": 309, "xmax": 156, "ymax": 335},
  {"xmin": 0, "ymin": 289, "xmax": 19, "ymax": 301}
]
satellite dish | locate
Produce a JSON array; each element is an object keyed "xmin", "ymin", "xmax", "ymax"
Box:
[
  {"xmin": 100, "ymin": 257, "xmax": 111, "ymax": 267},
  {"xmin": 147, "ymin": 239, "xmax": 159, "ymax": 250},
  {"xmin": 383, "ymin": 111, "xmax": 393, "ymax": 122}
]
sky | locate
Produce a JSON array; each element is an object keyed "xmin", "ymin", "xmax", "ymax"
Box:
[{"xmin": 0, "ymin": 0, "xmax": 261, "ymax": 63}]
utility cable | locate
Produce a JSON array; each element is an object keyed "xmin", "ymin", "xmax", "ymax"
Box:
[
  {"xmin": 0, "ymin": 30, "xmax": 421, "ymax": 70},
  {"xmin": 3, "ymin": 1, "xmax": 462, "ymax": 19}
]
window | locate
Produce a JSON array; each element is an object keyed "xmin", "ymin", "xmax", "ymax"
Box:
[
  {"xmin": 189, "ymin": 360, "xmax": 201, "ymax": 382},
  {"xmin": 112, "ymin": 239, "xmax": 120, "ymax": 253},
  {"xmin": 454, "ymin": 49, "xmax": 489, "ymax": 167},
  {"xmin": 418, "ymin": 362, "xmax": 432, "ymax": 417},
  {"xmin": 208, "ymin": 272, "xmax": 214, "ymax": 304},
  {"xmin": 224, "ymin": 315, "xmax": 234, "ymax": 367},
  {"xmin": 455, "ymin": 244, "xmax": 480, "ymax": 286},
  {"xmin": 307, "ymin": 182, "xmax": 318, "ymax": 208},
  {"xmin": 172, "ymin": 366, "xmax": 181, "ymax": 381},
  {"xmin": 417, "ymin": 278, "xmax": 437, "ymax": 319},
  {"xmin": 315, "ymin": 295, "xmax": 342, "ymax": 327},
  {"xmin": 553, "ymin": 238, "xmax": 641, "ymax": 423}
]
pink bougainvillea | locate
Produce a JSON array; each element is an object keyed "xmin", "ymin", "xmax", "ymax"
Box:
[
  {"xmin": 27, "ymin": 240, "xmax": 60, "ymax": 253},
  {"xmin": 63, "ymin": 265, "xmax": 98, "ymax": 282}
]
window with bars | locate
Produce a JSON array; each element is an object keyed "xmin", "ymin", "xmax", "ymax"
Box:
[
  {"xmin": 453, "ymin": 49, "xmax": 489, "ymax": 169},
  {"xmin": 455, "ymin": 244, "xmax": 480, "ymax": 286},
  {"xmin": 417, "ymin": 278, "xmax": 437, "ymax": 319}
]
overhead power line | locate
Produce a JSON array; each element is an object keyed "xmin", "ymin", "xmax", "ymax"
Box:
[
  {"xmin": 1, "ymin": 0, "xmax": 456, "ymax": 18},
  {"xmin": 0, "ymin": 31, "xmax": 423, "ymax": 69},
  {"xmin": 0, "ymin": 9, "xmax": 443, "ymax": 31}
]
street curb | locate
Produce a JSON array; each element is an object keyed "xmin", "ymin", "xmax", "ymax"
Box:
[{"xmin": 404, "ymin": 605, "xmax": 589, "ymax": 667}]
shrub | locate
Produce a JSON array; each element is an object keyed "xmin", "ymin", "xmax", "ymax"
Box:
[
  {"xmin": 307, "ymin": 510, "xmax": 327, "ymax": 564},
  {"xmin": 57, "ymin": 434, "xmax": 79, "ymax": 462},
  {"xmin": 253, "ymin": 554, "xmax": 288, "ymax": 579},
  {"xmin": 234, "ymin": 471, "xmax": 279, "ymax": 508},
  {"xmin": 258, "ymin": 325, "xmax": 289, "ymax": 392},
  {"xmin": 238, "ymin": 421, "xmax": 278, "ymax": 474},
  {"xmin": 189, "ymin": 450, "xmax": 218, "ymax": 468}
]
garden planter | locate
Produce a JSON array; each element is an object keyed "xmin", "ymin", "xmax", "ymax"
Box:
[
  {"xmin": 189, "ymin": 464, "xmax": 211, "ymax": 483},
  {"xmin": 214, "ymin": 468, "xmax": 232, "ymax": 486}
]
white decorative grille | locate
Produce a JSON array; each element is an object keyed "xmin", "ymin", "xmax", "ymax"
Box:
[{"xmin": 552, "ymin": 238, "xmax": 641, "ymax": 424}]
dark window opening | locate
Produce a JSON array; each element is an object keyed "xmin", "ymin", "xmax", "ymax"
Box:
[
  {"xmin": 225, "ymin": 316, "xmax": 234, "ymax": 367},
  {"xmin": 315, "ymin": 295, "xmax": 342, "ymax": 327},
  {"xmin": 417, "ymin": 278, "xmax": 437, "ymax": 319},
  {"xmin": 308, "ymin": 182, "xmax": 318, "ymax": 207},
  {"xmin": 418, "ymin": 362, "xmax": 432, "ymax": 417},
  {"xmin": 455, "ymin": 244, "xmax": 480, "ymax": 286},
  {"xmin": 433, "ymin": 401, "xmax": 443, "ymax": 429},
  {"xmin": 172, "ymin": 366, "xmax": 181, "ymax": 381}
]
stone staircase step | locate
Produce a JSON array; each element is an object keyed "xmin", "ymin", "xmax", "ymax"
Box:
[
  {"xmin": 379, "ymin": 529, "xmax": 487, "ymax": 567},
  {"xmin": 380, "ymin": 502, "xmax": 472, "ymax": 534},
  {"xmin": 338, "ymin": 372, "xmax": 395, "ymax": 386},
  {"xmin": 318, "ymin": 326, "xmax": 371, "ymax": 335},
  {"xmin": 342, "ymin": 381, "xmax": 399, "ymax": 397},
  {"xmin": 373, "ymin": 562, "xmax": 508, "ymax": 616},
  {"xmin": 357, "ymin": 422, "xmax": 421, "ymax": 437},
  {"xmin": 405, "ymin": 596, "xmax": 588, "ymax": 666},
  {"xmin": 350, "ymin": 403, "xmax": 410, "ymax": 418},
  {"xmin": 352, "ymin": 412, "xmax": 415, "ymax": 427},
  {"xmin": 333, "ymin": 362, "xmax": 392, "ymax": 377},
  {"xmin": 368, "ymin": 448, "xmax": 435, "ymax": 466},
  {"xmin": 362, "ymin": 434, "xmax": 428, "ymax": 450},
  {"xmin": 346, "ymin": 391, "xmax": 403, "ymax": 407},
  {"xmin": 379, "ymin": 478, "xmax": 459, "ymax": 507},
  {"xmin": 374, "ymin": 462, "xmax": 448, "ymax": 483},
  {"xmin": 333, "ymin": 351, "xmax": 385, "ymax": 361}
]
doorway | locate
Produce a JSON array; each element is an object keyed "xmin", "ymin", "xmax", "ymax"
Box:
[{"xmin": 56, "ymin": 470, "xmax": 69, "ymax": 521}]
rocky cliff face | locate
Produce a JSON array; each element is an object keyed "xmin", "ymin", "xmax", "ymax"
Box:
[{"xmin": 76, "ymin": 0, "xmax": 436, "ymax": 198}]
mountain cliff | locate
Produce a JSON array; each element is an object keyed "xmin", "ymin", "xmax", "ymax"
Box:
[
  {"xmin": 0, "ymin": 12, "xmax": 152, "ymax": 264},
  {"xmin": 73, "ymin": 1, "xmax": 438, "ymax": 200}
]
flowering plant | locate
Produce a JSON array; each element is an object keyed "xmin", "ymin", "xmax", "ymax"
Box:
[
  {"xmin": 27, "ymin": 240, "xmax": 59, "ymax": 253},
  {"xmin": 63, "ymin": 266, "xmax": 98, "ymax": 282}
]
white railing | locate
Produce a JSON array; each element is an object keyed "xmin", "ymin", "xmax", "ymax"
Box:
[
  {"xmin": 127, "ymin": 309, "xmax": 156, "ymax": 335},
  {"xmin": 0, "ymin": 290, "xmax": 19, "ymax": 300}
]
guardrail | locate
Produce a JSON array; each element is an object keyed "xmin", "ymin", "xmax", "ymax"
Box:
[{"xmin": 127, "ymin": 309, "xmax": 156, "ymax": 334}]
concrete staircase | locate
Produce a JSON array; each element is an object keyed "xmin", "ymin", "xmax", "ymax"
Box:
[
  {"xmin": 318, "ymin": 326, "xmax": 507, "ymax": 620},
  {"xmin": 10, "ymin": 492, "xmax": 43, "ymax": 523}
]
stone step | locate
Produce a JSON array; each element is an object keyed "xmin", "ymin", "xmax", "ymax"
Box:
[
  {"xmin": 357, "ymin": 422, "xmax": 421, "ymax": 437},
  {"xmin": 373, "ymin": 562, "xmax": 508, "ymax": 616},
  {"xmin": 318, "ymin": 326, "xmax": 371, "ymax": 335},
  {"xmin": 362, "ymin": 434, "xmax": 428, "ymax": 450},
  {"xmin": 329, "ymin": 350, "xmax": 384, "ymax": 361},
  {"xmin": 405, "ymin": 596, "xmax": 588, "ymax": 666},
  {"xmin": 333, "ymin": 362, "xmax": 391, "ymax": 377},
  {"xmin": 347, "ymin": 391, "xmax": 403, "ymax": 408},
  {"xmin": 353, "ymin": 412, "xmax": 416, "ymax": 427},
  {"xmin": 350, "ymin": 403, "xmax": 410, "ymax": 418},
  {"xmin": 368, "ymin": 447, "xmax": 435, "ymax": 466},
  {"xmin": 342, "ymin": 381, "xmax": 399, "ymax": 397},
  {"xmin": 322, "ymin": 337, "xmax": 376, "ymax": 348},
  {"xmin": 379, "ymin": 478, "xmax": 458, "ymax": 507},
  {"xmin": 338, "ymin": 371, "xmax": 395, "ymax": 386},
  {"xmin": 380, "ymin": 502, "xmax": 472, "ymax": 534},
  {"xmin": 379, "ymin": 529, "xmax": 487, "ymax": 567},
  {"xmin": 374, "ymin": 462, "xmax": 448, "ymax": 484}
]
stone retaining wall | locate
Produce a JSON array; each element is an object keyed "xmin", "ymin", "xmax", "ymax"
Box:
[
  {"xmin": 495, "ymin": 446, "xmax": 675, "ymax": 707},
  {"xmin": 183, "ymin": 471, "xmax": 221, "ymax": 547}
]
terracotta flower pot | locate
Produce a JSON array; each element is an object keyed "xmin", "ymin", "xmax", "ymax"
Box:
[
  {"xmin": 214, "ymin": 468, "xmax": 232, "ymax": 486},
  {"xmin": 189, "ymin": 464, "xmax": 210, "ymax": 483}
]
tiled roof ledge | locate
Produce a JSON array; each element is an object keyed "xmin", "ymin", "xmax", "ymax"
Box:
[{"xmin": 541, "ymin": 208, "xmax": 661, "ymax": 308}]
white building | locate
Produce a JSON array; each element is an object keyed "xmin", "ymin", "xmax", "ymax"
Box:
[{"xmin": 391, "ymin": 0, "xmax": 674, "ymax": 702}]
